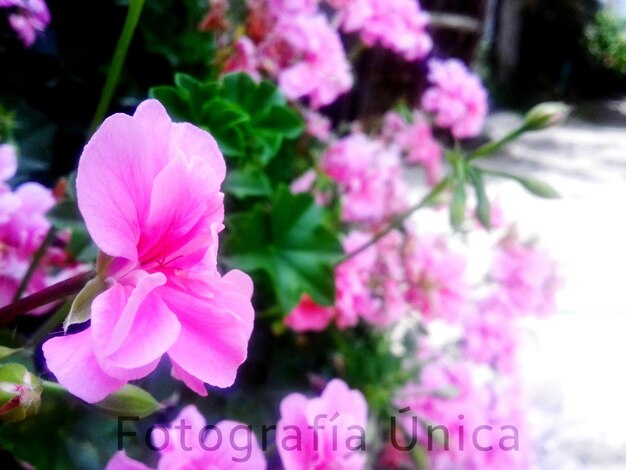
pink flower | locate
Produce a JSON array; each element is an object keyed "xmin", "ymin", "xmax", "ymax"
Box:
[
  {"xmin": 268, "ymin": 0, "xmax": 318, "ymax": 17},
  {"xmin": 490, "ymin": 235, "xmax": 558, "ymax": 317},
  {"xmin": 422, "ymin": 58, "xmax": 488, "ymax": 139},
  {"xmin": 304, "ymin": 110, "xmax": 331, "ymax": 141},
  {"xmin": 105, "ymin": 406, "xmax": 266, "ymax": 469},
  {"xmin": 284, "ymin": 293, "xmax": 335, "ymax": 332},
  {"xmin": 223, "ymin": 37, "xmax": 261, "ymax": 80},
  {"xmin": 321, "ymin": 133, "xmax": 407, "ymax": 222},
  {"xmin": 382, "ymin": 111, "xmax": 442, "ymax": 185},
  {"xmin": 404, "ymin": 235, "xmax": 469, "ymax": 322},
  {"xmin": 272, "ymin": 14, "xmax": 353, "ymax": 108},
  {"xmin": 277, "ymin": 379, "xmax": 368, "ymax": 469},
  {"xmin": 463, "ymin": 295, "xmax": 518, "ymax": 373},
  {"xmin": 330, "ymin": 0, "xmax": 432, "ymax": 60},
  {"xmin": 42, "ymin": 100, "xmax": 255, "ymax": 403},
  {"xmin": 0, "ymin": 0, "xmax": 51, "ymax": 47}
]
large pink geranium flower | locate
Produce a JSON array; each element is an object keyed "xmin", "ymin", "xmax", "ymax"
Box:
[{"xmin": 42, "ymin": 100, "xmax": 255, "ymax": 403}]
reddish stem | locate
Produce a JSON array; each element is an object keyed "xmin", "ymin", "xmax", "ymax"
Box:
[{"xmin": 0, "ymin": 270, "xmax": 95, "ymax": 326}]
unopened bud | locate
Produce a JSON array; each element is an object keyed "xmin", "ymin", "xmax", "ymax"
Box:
[
  {"xmin": 524, "ymin": 102, "xmax": 571, "ymax": 130},
  {"xmin": 0, "ymin": 364, "xmax": 42, "ymax": 423}
]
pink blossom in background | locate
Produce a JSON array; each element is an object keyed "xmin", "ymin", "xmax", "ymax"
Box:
[
  {"xmin": 284, "ymin": 293, "xmax": 335, "ymax": 332},
  {"xmin": 0, "ymin": 0, "xmax": 51, "ymax": 47},
  {"xmin": 463, "ymin": 295, "xmax": 518, "ymax": 373},
  {"xmin": 303, "ymin": 110, "xmax": 331, "ymax": 141},
  {"xmin": 404, "ymin": 234, "xmax": 469, "ymax": 322},
  {"xmin": 321, "ymin": 133, "xmax": 407, "ymax": 222},
  {"xmin": 382, "ymin": 111, "xmax": 443, "ymax": 185},
  {"xmin": 268, "ymin": 0, "xmax": 318, "ymax": 17},
  {"xmin": 0, "ymin": 143, "xmax": 80, "ymax": 311},
  {"xmin": 105, "ymin": 406, "xmax": 266, "ymax": 469},
  {"xmin": 42, "ymin": 100, "xmax": 255, "ymax": 403},
  {"xmin": 272, "ymin": 14, "xmax": 353, "ymax": 108},
  {"xmin": 223, "ymin": 36, "xmax": 261, "ymax": 80},
  {"xmin": 422, "ymin": 58, "xmax": 488, "ymax": 139},
  {"xmin": 491, "ymin": 234, "xmax": 558, "ymax": 317},
  {"xmin": 277, "ymin": 378, "xmax": 368, "ymax": 470},
  {"xmin": 330, "ymin": 0, "xmax": 432, "ymax": 60}
]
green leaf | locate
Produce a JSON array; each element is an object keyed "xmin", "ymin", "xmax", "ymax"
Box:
[
  {"xmin": 94, "ymin": 384, "xmax": 162, "ymax": 418},
  {"xmin": 148, "ymin": 86, "xmax": 189, "ymax": 120},
  {"xmin": 0, "ymin": 346, "xmax": 21, "ymax": 360},
  {"xmin": 482, "ymin": 169, "xmax": 559, "ymax": 199},
  {"xmin": 46, "ymin": 200, "xmax": 84, "ymax": 232},
  {"xmin": 64, "ymin": 277, "xmax": 106, "ymax": 332},
  {"xmin": 251, "ymin": 106, "xmax": 303, "ymax": 138},
  {"xmin": 224, "ymin": 166, "xmax": 273, "ymax": 199},
  {"xmin": 450, "ymin": 181, "xmax": 467, "ymax": 230},
  {"xmin": 222, "ymin": 186, "xmax": 343, "ymax": 313},
  {"xmin": 468, "ymin": 168, "xmax": 491, "ymax": 229}
]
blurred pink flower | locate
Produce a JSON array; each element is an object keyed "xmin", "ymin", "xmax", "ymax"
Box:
[
  {"xmin": 277, "ymin": 379, "xmax": 368, "ymax": 470},
  {"xmin": 490, "ymin": 235, "xmax": 558, "ymax": 317},
  {"xmin": 268, "ymin": 0, "xmax": 318, "ymax": 17},
  {"xmin": 422, "ymin": 58, "xmax": 488, "ymax": 139},
  {"xmin": 223, "ymin": 37, "xmax": 261, "ymax": 80},
  {"xmin": 404, "ymin": 235, "xmax": 469, "ymax": 322},
  {"xmin": 321, "ymin": 133, "xmax": 407, "ymax": 222},
  {"xmin": 272, "ymin": 14, "xmax": 353, "ymax": 108},
  {"xmin": 284, "ymin": 293, "xmax": 335, "ymax": 332},
  {"xmin": 330, "ymin": 0, "xmax": 432, "ymax": 60},
  {"xmin": 106, "ymin": 406, "xmax": 266, "ymax": 469},
  {"xmin": 463, "ymin": 295, "xmax": 518, "ymax": 373},
  {"xmin": 304, "ymin": 110, "xmax": 331, "ymax": 141},
  {"xmin": 43, "ymin": 100, "xmax": 255, "ymax": 403},
  {"xmin": 382, "ymin": 111, "xmax": 442, "ymax": 185},
  {"xmin": 0, "ymin": 0, "xmax": 50, "ymax": 47}
]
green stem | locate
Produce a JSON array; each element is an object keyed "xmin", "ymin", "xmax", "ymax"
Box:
[
  {"xmin": 88, "ymin": 0, "xmax": 146, "ymax": 135},
  {"xmin": 13, "ymin": 227, "xmax": 56, "ymax": 302},
  {"xmin": 467, "ymin": 124, "xmax": 528, "ymax": 161},
  {"xmin": 42, "ymin": 380, "xmax": 67, "ymax": 395},
  {"xmin": 337, "ymin": 177, "xmax": 451, "ymax": 265},
  {"xmin": 0, "ymin": 271, "xmax": 94, "ymax": 326}
]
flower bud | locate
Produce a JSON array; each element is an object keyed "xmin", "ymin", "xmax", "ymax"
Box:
[
  {"xmin": 0, "ymin": 364, "xmax": 42, "ymax": 423},
  {"xmin": 524, "ymin": 102, "xmax": 571, "ymax": 130}
]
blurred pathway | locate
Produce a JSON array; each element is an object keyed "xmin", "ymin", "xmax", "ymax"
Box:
[{"xmin": 484, "ymin": 102, "xmax": 626, "ymax": 469}]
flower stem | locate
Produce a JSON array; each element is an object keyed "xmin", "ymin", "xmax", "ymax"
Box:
[
  {"xmin": 88, "ymin": 0, "xmax": 146, "ymax": 135},
  {"xmin": 0, "ymin": 271, "xmax": 94, "ymax": 326},
  {"xmin": 338, "ymin": 177, "xmax": 451, "ymax": 265},
  {"xmin": 467, "ymin": 124, "xmax": 528, "ymax": 161},
  {"xmin": 12, "ymin": 227, "xmax": 56, "ymax": 302},
  {"xmin": 25, "ymin": 300, "xmax": 72, "ymax": 349}
]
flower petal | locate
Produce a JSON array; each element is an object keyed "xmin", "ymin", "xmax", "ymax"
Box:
[
  {"xmin": 76, "ymin": 113, "xmax": 155, "ymax": 261},
  {"xmin": 42, "ymin": 329, "xmax": 125, "ymax": 403}
]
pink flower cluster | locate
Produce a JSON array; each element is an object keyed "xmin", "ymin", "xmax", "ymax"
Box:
[
  {"xmin": 321, "ymin": 133, "xmax": 407, "ymax": 222},
  {"xmin": 396, "ymin": 359, "xmax": 529, "ymax": 470},
  {"xmin": 42, "ymin": 100, "xmax": 255, "ymax": 403},
  {"xmin": 329, "ymin": 0, "xmax": 432, "ymax": 60},
  {"xmin": 285, "ymin": 230, "xmax": 406, "ymax": 331},
  {"xmin": 422, "ymin": 58, "xmax": 488, "ymax": 139},
  {"xmin": 490, "ymin": 233, "xmax": 558, "ymax": 317},
  {"xmin": 106, "ymin": 379, "xmax": 366, "ymax": 470},
  {"xmin": 106, "ymin": 405, "xmax": 266, "ymax": 469},
  {"xmin": 382, "ymin": 111, "xmax": 443, "ymax": 185},
  {"xmin": 224, "ymin": 2, "xmax": 353, "ymax": 109},
  {"xmin": 0, "ymin": 0, "xmax": 50, "ymax": 47},
  {"xmin": 0, "ymin": 144, "xmax": 77, "ymax": 310},
  {"xmin": 277, "ymin": 379, "xmax": 368, "ymax": 469}
]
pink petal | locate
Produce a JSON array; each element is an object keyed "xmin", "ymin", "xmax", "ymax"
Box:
[
  {"xmin": 170, "ymin": 122, "xmax": 226, "ymax": 183},
  {"xmin": 42, "ymin": 328, "xmax": 125, "ymax": 403},
  {"xmin": 91, "ymin": 271, "xmax": 181, "ymax": 372},
  {"xmin": 105, "ymin": 451, "xmax": 151, "ymax": 470},
  {"xmin": 76, "ymin": 113, "xmax": 156, "ymax": 261},
  {"xmin": 164, "ymin": 272, "xmax": 254, "ymax": 389}
]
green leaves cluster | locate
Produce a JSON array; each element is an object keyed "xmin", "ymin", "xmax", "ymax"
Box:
[{"xmin": 151, "ymin": 72, "xmax": 342, "ymax": 316}]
